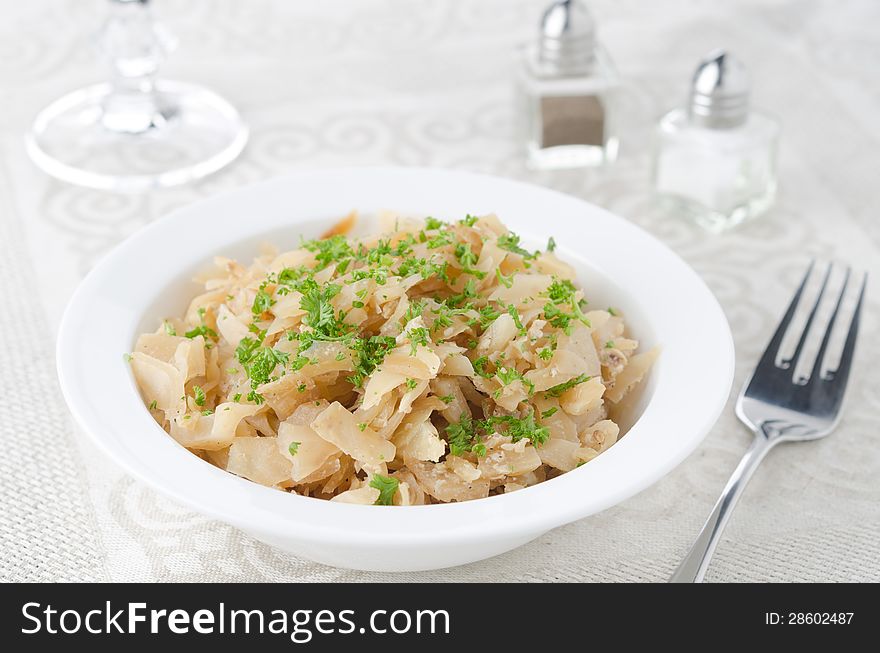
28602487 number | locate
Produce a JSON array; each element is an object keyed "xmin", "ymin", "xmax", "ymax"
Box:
[{"xmin": 765, "ymin": 613, "xmax": 854, "ymax": 625}]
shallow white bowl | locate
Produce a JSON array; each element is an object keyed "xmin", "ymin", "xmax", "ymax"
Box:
[{"xmin": 57, "ymin": 167, "xmax": 734, "ymax": 572}]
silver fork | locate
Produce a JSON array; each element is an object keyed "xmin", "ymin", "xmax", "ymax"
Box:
[{"xmin": 669, "ymin": 261, "xmax": 867, "ymax": 583}]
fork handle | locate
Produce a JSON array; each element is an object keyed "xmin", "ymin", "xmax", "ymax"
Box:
[{"xmin": 669, "ymin": 433, "xmax": 775, "ymax": 583}]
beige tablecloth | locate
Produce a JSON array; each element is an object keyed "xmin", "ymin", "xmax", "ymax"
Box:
[{"xmin": 1, "ymin": 0, "xmax": 878, "ymax": 583}]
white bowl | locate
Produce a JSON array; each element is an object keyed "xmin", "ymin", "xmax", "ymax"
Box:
[{"xmin": 57, "ymin": 167, "xmax": 734, "ymax": 572}]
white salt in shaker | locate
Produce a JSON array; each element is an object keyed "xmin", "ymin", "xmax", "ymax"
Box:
[{"xmin": 653, "ymin": 50, "xmax": 780, "ymax": 232}]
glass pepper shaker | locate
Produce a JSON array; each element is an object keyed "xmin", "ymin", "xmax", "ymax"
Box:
[
  {"xmin": 518, "ymin": 0, "xmax": 619, "ymax": 169},
  {"xmin": 652, "ymin": 50, "xmax": 780, "ymax": 232}
]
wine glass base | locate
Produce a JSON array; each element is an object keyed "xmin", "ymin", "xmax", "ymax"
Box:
[{"xmin": 26, "ymin": 80, "xmax": 248, "ymax": 192}]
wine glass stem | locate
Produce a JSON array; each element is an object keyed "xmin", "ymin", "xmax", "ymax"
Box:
[{"xmin": 99, "ymin": 0, "xmax": 176, "ymax": 134}]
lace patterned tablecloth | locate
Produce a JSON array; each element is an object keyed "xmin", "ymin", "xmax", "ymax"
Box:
[{"xmin": 2, "ymin": 0, "xmax": 878, "ymax": 583}]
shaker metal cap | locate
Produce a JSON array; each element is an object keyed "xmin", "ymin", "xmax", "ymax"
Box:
[
  {"xmin": 538, "ymin": 0, "xmax": 596, "ymax": 73},
  {"xmin": 688, "ymin": 49, "xmax": 750, "ymax": 128}
]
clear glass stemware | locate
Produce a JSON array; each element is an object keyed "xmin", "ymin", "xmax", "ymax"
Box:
[{"xmin": 26, "ymin": 0, "xmax": 248, "ymax": 192}]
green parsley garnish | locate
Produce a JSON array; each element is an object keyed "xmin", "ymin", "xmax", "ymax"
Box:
[
  {"xmin": 184, "ymin": 324, "xmax": 217, "ymax": 340},
  {"xmin": 472, "ymin": 356, "xmax": 493, "ymax": 378},
  {"xmin": 497, "ymin": 232, "xmax": 537, "ymax": 259},
  {"xmin": 193, "ymin": 385, "xmax": 206, "ymax": 406},
  {"xmin": 446, "ymin": 411, "xmax": 549, "ymax": 455},
  {"xmin": 506, "ymin": 304, "xmax": 526, "ymax": 334},
  {"xmin": 460, "ymin": 214, "xmax": 479, "ymax": 227},
  {"xmin": 148, "ymin": 400, "xmax": 158, "ymax": 410},
  {"xmin": 439, "ymin": 395, "xmax": 455, "ymax": 404},
  {"xmin": 496, "ymin": 366, "xmax": 535, "ymax": 395},
  {"xmin": 495, "ymin": 269, "xmax": 514, "ymax": 289},
  {"xmin": 541, "ymin": 278, "xmax": 591, "ymax": 334},
  {"xmin": 544, "ymin": 373, "xmax": 592, "ymax": 398},
  {"xmin": 252, "ymin": 288, "xmax": 275, "ymax": 316},
  {"xmin": 300, "ymin": 281, "xmax": 342, "ymax": 334},
  {"xmin": 404, "ymin": 299, "xmax": 426, "ymax": 323},
  {"xmin": 426, "ymin": 230, "xmax": 454, "ymax": 249},
  {"xmin": 446, "ymin": 415, "xmax": 486, "ymax": 457},
  {"xmin": 454, "ymin": 242, "xmax": 486, "ymax": 279},
  {"xmin": 407, "ymin": 327, "xmax": 430, "ymax": 356},
  {"xmin": 288, "ymin": 441, "xmax": 301, "ymax": 456},
  {"xmin": 184, "ymin": 308, "xmax": 218, "ymax": 341},
  {"xmin": 547, "ymin": 237, "xmax": 557, "ymax": 252},
  {"xmin": 163, "ymin": 321, "xmax": 176, "ymax": 336},
  {"xmin": 405, "ymin": 378, "xmax": 419, "ymax": 391},
  {"xmin": 424, "ymin": 216, "xmax": 445, "ymax": 230},
  {"xmin": 301, "ymin": 234, "xmax": 354, "ymax": 270},
  {"xmin": 488, "ymin": 411, "xmax": 549, "ymax": 447},
  {"xmin": 370, "ymin": 474, "xmax": 400, "ymax": 506},
  {"xmin": 541, "ymin": 407, "xmax": 558, "ymax": 419},
  {"xmin": 348, "ymin": 335, "xmax": 397, "ymax": 388}
]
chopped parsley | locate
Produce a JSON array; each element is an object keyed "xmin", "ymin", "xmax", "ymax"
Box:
[
  {"xmin": 184, "ymin": 308, "xmax": 218, "ymax": 341},
  {"xmin": 547, "ymin": 236, "xmax": 557, "ymax": 252},
  {"xmin": 544, "ymin": 373, "xmax": 592, "ymax": 398},
  {"xmin": 541, "ymin": 278, "xmax": 591, "ymax": 334},
  {"xmin": 405, "ymin": 378, "xmax": 419, "ymax": 391},
  {"xmin": 235, "ymin": 336, "xmax": 261, "ymax": 365},
  {"xmin": 472, "ymin": 356, "xmax": 493, "ymax": 378},
  {"xmin": 300, "ymin": 281, "xmax": 342, "ymax": 334},
  {"xmin": 301, "ymin": 234, "xmax": 354, "ymax": 270},
  {"xmin": 252, "ymin": 288, "xmax": 275, "ymax": 316},
  {"xmin": 424, "ymin": 216, "xmax": 445, "ymax": 230},
  {"xmin": 497, "ymin": 232, "xmax": 537, "ymax": 259},
  {"xmin": 404, "ymin": 299, "xmax": 426, "ymax": 323},
  {"xmin": 541, "ymin": 407, "xmax": 558, "ymax": 419},
  {"xmin": 507, "ymin": 304, "xmax": 526, "ymax": 334},
  {"xmin": 193, "ymin": 385, "xmax": 206, "ymax": 406},
  {"xmin": 446, "ymin": 415, "xmax": 486, "ymax": 457},
  {"xmin": 488, "ymin": 411, "xmax": 549, "ymax": 447},
  {"xmin": 148, "ymin": 400, "xmax": 158, "ymax": 410},
  {"xmin": 460, "ymin": 214, "xmax": 479, "ymax": 227},
  {"xmin": 496, "ymin": 366, "xmax": 535, "ymax": 395},
  {"xmin": 288, "ymin": 441, "xmax": 301, "ymax": 456},
  {"xmin": 370, "ymin": 474, "xmax": 400, "ymax": 506},
  {"xmin": 163, "ymin": 321, "xmax": 176, "ymax": 336},
  {"xmin": 426, "ymin": 230, "xmax": 454, "ymax": 249},
  {"xmin": 406, "ymin": 327, "xmax": 430, "ymax": 356},
  {"xmin": 439, "ymin": 395, "xmax": 455, "ymax": 404},
  {"xmin": 446, "ymin": 411, "xmax": 549, "ymax": 455},
  {"xmin": 453, "ymin": 242, "xmax": 486, "ymax": 279},
  {"xmin": 495, "ymin": 269, "xmax": 514, "ymax": 289},
  {"xmin": 348, "ymin": 335, "xmax": 397, "ymax": 388}
]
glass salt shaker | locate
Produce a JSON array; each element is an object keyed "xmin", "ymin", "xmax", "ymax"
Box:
[
  {"xmin": 653, "ymin": 50, "xmax": 780, "ymax": 232},
  {"xmin": 518, "ymin": 0, "xmax": 619, "ymax": 169}
]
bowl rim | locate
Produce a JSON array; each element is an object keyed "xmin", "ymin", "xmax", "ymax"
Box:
[{"xmin": 56, "ymin": 166, "xmax": 734, "ymax": 546}]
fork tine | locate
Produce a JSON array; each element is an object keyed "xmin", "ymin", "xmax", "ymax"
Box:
[
  {"xmin": 754, "ymin": 261, "xmax": 815, "ymax": 372},
  {"xmin": 809, "ymin": 267, "xmax": 850, "ymax": 382},
  {"xmin": 825, "ymin": 273, "xmax": 867, "ymax": 385},
  {"xmin": 782, "ymin": 262, "xmax": 831, "ymax": 373}
]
